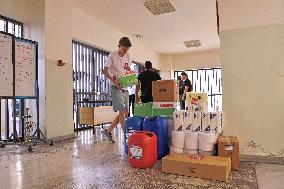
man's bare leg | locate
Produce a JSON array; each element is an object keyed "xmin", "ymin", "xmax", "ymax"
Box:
[
  {"xmin": 101, "ymin": 114, "xmax": 119, "ymax": 143},
  {"xmin": 107, "ymin": 114, "xmax": 119, "ymax": 133},
  {"xmin": 119, "ymin": 109, "xmax": 128, "ymax": 132}
]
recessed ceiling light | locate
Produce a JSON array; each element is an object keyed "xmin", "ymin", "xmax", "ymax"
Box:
[
  {"xmin": 144, "ymin": 0, "xmax": 176, "ymax": 16},
  {"xmin": 184, "ymin": 40, "xmax": 201, "ymax": 48}
]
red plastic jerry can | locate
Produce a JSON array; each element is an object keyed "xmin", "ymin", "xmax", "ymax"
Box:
[{"xmin": 128, "ymin": 131, "xmax": 157, "ymax": 169}]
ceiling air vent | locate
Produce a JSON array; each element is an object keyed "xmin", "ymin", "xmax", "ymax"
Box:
[
  {"xmin": 184, "ymin": 40, "xmax": 201, "ymax": 48},
  {"xmin": 144, "ymin": 0, "xmax": 176, "ymax": 16}
]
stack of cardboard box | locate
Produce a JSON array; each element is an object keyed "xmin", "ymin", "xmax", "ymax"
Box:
[
  {"xmin": 170, "ymin": 92, "xmax": 224, "ymax": 155},
  {"xmin": 134, "ymin": 80, "xmax": 178, "ymax": 118},
  {"xmin": 152, "ymin": 80, "xmax": 178, "ymax": 118},
  {"xmin": 162, "ymin": 135, "xmax": 240, "ymax": 182},
  {"xmin": 162, "ymin": 92, "xmax": 240, "ymax": 182}
]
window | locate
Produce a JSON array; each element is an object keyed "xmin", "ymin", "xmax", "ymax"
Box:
[
  {"xmin": 72, "ymin": 41, "xmax": 112, "ymax": 130},
  {"xmin": 72, "ymin": 41, "xmax": 111, "ymax": 102},
  {"xmin": 174, "ymin": 68, "xmax": 222, "ymax": 112},
  {"xmin": 0, "ymin": 15, "xmax": 23, "ymax": 37}
]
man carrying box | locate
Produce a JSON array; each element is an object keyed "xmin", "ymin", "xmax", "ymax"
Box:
[
  {"xmin": 135, "ymin": 61, "xmax": 161, "ymax": 103},
  {"xmin": 102, "ymin": 37, "xmax": 133, "ymax": 143}
]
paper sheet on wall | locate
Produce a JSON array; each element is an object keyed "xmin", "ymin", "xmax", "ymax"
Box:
[
  {"xmin": 15, "ymin": 38, "xmax": 36, "ymax": 96},
  {"xmin": 0, "ymin": 33, "xmax": 13, "ymax": 96}
]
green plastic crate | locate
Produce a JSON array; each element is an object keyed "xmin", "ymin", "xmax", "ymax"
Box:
[
  {"xmin": 118, "ymin": 74, "xmax": 138, "ymax": 88},
  {"xmin": 134, "ymin": 103, "xmax": 153, "ymax": 117},
  {"xmin": 152, "ymin": 108, "xmax": 175, "ymax": 119}
]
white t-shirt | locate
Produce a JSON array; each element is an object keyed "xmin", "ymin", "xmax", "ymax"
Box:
[
  {"xmin": 128, "ymin": 86, "xmax": 136, "ymax": 95},
  {"xmin": 105, "ymin": 50, "xmax": 133, "ymax": 86}
]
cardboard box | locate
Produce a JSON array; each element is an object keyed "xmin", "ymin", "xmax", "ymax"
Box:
[
  {"xmin": 152, "ymin": 80, "xmax": 178, "ymax": 102},
  {"xmin": 79, "ymin": 107, "xmax": 94, "ymax": 125},
  {"xmin": 210, "ymin": 112, "xmax": 223, "ymax": 134},
  {"xmin": 190, "ymin": 112, "xmax": 202, "ymax": 132},
  {"xmin": 162, "ymin": 154, "xmax": 231, "ymax": 182},
  {"xmin": 218, "ymin": 136, "xmax": 240, "ymax": 170},
  {"xmin": 93, "ymin": 106, "xmax": 118, "ymax": 125},
  {"xmin": 118, "ymin": 73, "xmax": 138, "ymax": 88},
  {"xmin": 152, "ymin": 108, "xmax": 175, "ymax": 119},
  {"xmin": 134, "ymin": 103, "xmax": 153, "ymax": 117},
  {"xmin": 201, "ymin": 112, "xmax": 211, "ymax": 132},
  {"xmin": 185, "ymin": 92, "xmax": 208, "ymax": 112},
  {"xmin": 173, "ymin": 111, "xmax": 184, "ymax": 131},
  {"xmin": 152, "ymin": 102, "xmax": 177, "ymax": 119},
  {"xmin": 152, "ymin": 102, "xmax": 177, "ymax": 109},
  {"xmin": 183, "ymin": 111, "xmax": 202, "ymax": 131}
]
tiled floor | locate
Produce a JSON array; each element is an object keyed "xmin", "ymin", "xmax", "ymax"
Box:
[
  {"xmin": 256, "ymin": 163, "xmax": 284, "ymax": 189},
  {"xmin": 0, "ymin": 128, "xmax": 280, "ymax": 189}
]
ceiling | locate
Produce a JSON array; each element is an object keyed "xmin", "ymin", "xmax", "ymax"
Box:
[{"xmin": 71, "ymin": 0, "xmax": 220, "ymax": 54}]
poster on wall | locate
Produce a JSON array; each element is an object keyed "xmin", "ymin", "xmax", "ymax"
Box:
[
  {"xmin": 0, "ymin": 32, "xmax": 13, "ymax": 96},
  {"xmin": 15, "ymin": 38, "xmax": 36, "ymax": 97}
]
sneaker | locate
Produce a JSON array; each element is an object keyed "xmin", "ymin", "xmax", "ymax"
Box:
[{"xmin": 101, "ymin": 129, "xmax": 115, "ymax": 143}]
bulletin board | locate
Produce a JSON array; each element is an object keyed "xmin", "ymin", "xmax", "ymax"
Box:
[
  {"xmin": 15, "ymin": 38, "xmax": 36, "ymax": 97},
  {"xmin": 0, "ymin": 32, "xmax": 13, "ymax": 97},
  {"xmin": 0, "ymin": 31, "xmax": 37, "ymax": 98}
]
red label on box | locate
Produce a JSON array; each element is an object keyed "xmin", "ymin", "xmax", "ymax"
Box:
[
  {"xmin": 189, "ymin": 155, "xmax": 204, "ymax": 160},
  {"xmin": 191, "ymin": 98, "xmax": 198, "ymax": 105},
  {"xmin": 160, "ymin": 104, "xmax": 174, "ymax": 108}
]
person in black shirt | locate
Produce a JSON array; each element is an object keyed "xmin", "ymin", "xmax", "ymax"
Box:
[
  {"xmin": 179, "ymin": 72, "xmax": 193, "ymax": 110},
  {"xmin": 135, "ymin": 61, "xmax": 162, "ymax": 103}
]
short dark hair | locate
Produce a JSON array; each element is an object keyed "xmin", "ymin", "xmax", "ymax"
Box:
[
  {"xmin": 181, "ymin": 72, "xmax": 187, "ymax": 76},
  {"xmin": 119, "ymin": 37, "xmax": 132, "ymax": 48},
  {"xmin": 145, "ymin": 61, "xmax": 152, "ymax": 69}
]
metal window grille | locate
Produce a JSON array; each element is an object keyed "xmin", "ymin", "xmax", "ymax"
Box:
[
  {"xmin": 72, "ymin": 41, "xmax": 111, "ymax": 102},
  {"xmin": 174, "ymin": 68, "xmax": 222, "ymax": 112},
  {"xmin": 0, "ymin": 15, "xmax": 23, "ymax": 38}
]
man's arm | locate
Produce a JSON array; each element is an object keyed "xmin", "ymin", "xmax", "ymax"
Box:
[
  {"xmin": 135, "ymin": 81, "xmax": 141, "ymax": 103},
  {"xmin": 183, "ymin": 86, "xmax": 189, "ymax": 97},
  {"xmin": 183, "ymin": 80, "xmax": 192, "ymax": 97},
  {"xmin": 156, "ymin": 72, "xmax": 162, "ymax": 80},
  {"xmin": 189, "ymin": 80, "xmax": 193, "ymax": 92},
  {"xmin": 102, "ymin": 66, "xmax": 121, "ymax": 90}
]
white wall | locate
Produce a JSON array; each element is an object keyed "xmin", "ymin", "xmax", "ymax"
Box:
[
  {"xmin": 24, "ymin": 0, "xmax": 46, "ymax": 133},
  {"xmin": 72, "ymin": 7, "xmax": 160, "ymax": 66},
  {"xmin": 157, "ymin": 50, "xmax": 221, "ymax": 80},
  {"xmin": 0, "ymin": 0, "xmax": 30, "ymax": 23},
  {"xmin": 221, "ymin": 24, "xmax": 284, "ymax": 154},
  {"xmin": 219, "ymin": 0, "xmax": 284, "ymax": 32},
  {"xmin": 172, "ymin": 49, "xmax": 220, "ymax": 71},
  {"xmin": 45, "ymin": 0, "xmax": 73, "ymax": 138},
  {"xmin": 219, "ymin": 0, "xmax": 284, "ymax": 154},
  {"xmin": 158, "ymin": 54, "xmax": 173, "ymax": 79}
]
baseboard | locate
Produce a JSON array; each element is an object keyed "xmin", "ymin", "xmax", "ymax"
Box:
[
  {"xmin": 240, "ymin": 154, "xmax": 284, "ymax": 165},
  {"xmin": 47, "ymin": 133, "xmax": 75, "ymax": 142}
]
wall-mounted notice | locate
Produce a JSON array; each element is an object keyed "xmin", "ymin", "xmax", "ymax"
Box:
[
  {"xmin": 0, "ymin": 32, "xmax": 13, "ymax": 96},
  {"xmin": 15, "ymin": 38, "xmax": 36, "ymax": 96}
]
